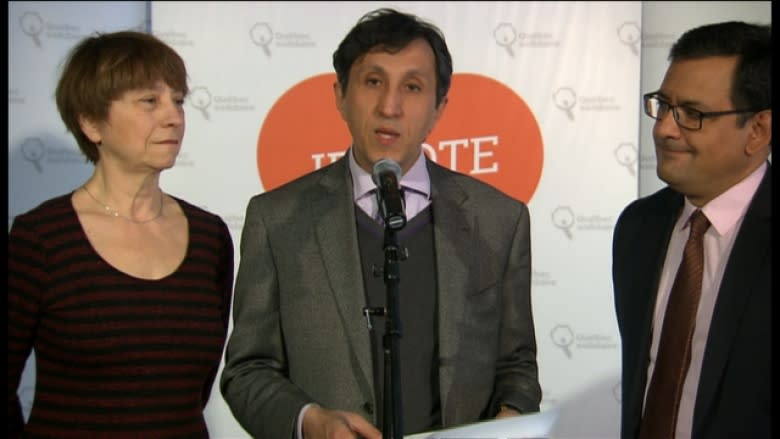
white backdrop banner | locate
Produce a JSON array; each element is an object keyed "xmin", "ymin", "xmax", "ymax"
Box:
[
  {"xmin": 8, "ymin": 1, "xmax": 771, "ymax": 438},
  {"xmin": 150, "ymin": 3, "xmax": 640, "ymax": 437}
]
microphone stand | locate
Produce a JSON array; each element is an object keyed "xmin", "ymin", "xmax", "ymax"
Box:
[{"xmin": 382, "ymin": 225, "xmax": 403, "ymax": 439}]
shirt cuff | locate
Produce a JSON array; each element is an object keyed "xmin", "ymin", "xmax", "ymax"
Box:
[{"xmin": 296, "ymin": 403, "xmax": 318, "ymax": 439}]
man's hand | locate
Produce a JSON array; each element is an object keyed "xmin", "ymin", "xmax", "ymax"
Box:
[
  {"xmin": 302, "ymin": 405, "xmax": 382, "ymax": 439},
  {"xmin": 495, "ymin": 405, "xmax": 521, "ymax": 419}
]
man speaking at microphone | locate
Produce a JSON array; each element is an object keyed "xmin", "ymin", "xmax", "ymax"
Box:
[{"xmin": 221, "ymin": 8, "xmax": 542, "ymax": 439}]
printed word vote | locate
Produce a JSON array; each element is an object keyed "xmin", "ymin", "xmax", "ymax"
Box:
[{"xmin": 310, "ymin": 134, "xmax": 500, "ymax": 175}]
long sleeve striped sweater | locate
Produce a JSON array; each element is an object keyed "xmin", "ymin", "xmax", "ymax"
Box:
[{"xmin": 8, "ymin": 193, "xmax": 234, "ymax": 438}]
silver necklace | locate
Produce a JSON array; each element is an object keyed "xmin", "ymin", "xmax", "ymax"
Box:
[{"xmin": 81, "ymin": 185, "xmax": 164, "ymax": 224}]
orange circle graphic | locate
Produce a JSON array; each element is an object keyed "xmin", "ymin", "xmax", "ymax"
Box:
[{"xmin": 257, "ymin": 72, "xmax": 543, "ymax": 203}]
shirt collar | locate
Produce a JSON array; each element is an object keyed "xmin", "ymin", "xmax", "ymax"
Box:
[
  {"xmin": 348, "ymin": 150, "xmax": 376, "ymax": 201},
  {"xmin": 401, "ymin": 151, "xmax": 431, "ymax": 199},
  {"xmin": 348, "ymin": 149, "xmax": 431, "ymax": 201},
  {"xmin": 681, "ymin": 161, "xmax": 767, "ymax": 236}
]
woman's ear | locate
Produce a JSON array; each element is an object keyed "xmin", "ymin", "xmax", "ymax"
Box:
[{"xmin": 78, "ymin": 115, "xmax": 102, "ymax": 144}]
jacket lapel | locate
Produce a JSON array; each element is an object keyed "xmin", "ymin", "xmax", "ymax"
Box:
[
  {"xmin": 627, "ymin": 190, "xmax": 682, "ymax": 420},
  {"xmin": 693, "ymin": 166, "xmax": 772, "ymax": 430},
  {"xmin": 427, "ymin": 162, "xmax": 474, "ymax": 423},
  {"xmin": 309, "ymin": 158, "xmax": 374, "ymax": 399}
]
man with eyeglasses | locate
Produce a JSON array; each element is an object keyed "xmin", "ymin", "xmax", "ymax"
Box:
[{"xmin": 612, "ymin": 21, "xmax": 771, "ymax": 439}]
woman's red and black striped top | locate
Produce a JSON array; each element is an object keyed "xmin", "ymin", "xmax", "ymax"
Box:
[{"xmin": 8, "ymin": 193, "xmax": 234, "ymax": 438}]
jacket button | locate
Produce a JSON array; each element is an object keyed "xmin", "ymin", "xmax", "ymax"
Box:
[{"xmin": 362, "ymin": 402, "xmax": 374, "ymax": 414}]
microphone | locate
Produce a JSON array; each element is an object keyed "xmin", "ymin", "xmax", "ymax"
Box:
[{"xmin": 371, "ymin": 158, "xmax": 407, "ymax": 230}]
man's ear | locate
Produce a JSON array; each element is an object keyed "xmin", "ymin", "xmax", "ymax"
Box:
[
  {"xmin": 433, "ymin": 95, "xmax": 449, "ymax": 124},
  {"xmin": 333, "ymin": 81, "xmax": 346, "ymax": 120},
  {"xmin": 745, "ymin": 109, "xmax": 771, "ymax": 156},
  {"xmin": 422, "ymin": 96, "xmax": 449, "ymax": 140}
]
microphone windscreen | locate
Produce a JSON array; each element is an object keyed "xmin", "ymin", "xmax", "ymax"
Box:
[{"xmin": 371, "ymin": 158, "xmax": 402, "ymax": 187}]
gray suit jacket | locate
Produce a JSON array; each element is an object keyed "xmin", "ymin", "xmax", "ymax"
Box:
[{"xmin": 221, "ymin": 155, "xmax": 541, "ymax": 438}]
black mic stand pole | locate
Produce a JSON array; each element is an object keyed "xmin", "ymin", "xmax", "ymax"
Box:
[{"xmin": 382, "ymin": 225, "xmax": 403, "ymax": 439}]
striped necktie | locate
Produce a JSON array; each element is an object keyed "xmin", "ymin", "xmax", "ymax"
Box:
[{"xmin": 639, "ymin": 209, "xmax": 711, "ymax": 439}]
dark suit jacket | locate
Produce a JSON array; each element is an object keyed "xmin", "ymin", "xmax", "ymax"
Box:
[
  {"xmin": 220, "ymin": 155, "xmax": 541, "ymax": 438},
  {"xmin": 612, "ymin": 164, "xmax": 771, "ymax": 439}
]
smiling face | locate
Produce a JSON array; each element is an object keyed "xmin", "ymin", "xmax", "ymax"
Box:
[
  {"xmin": 653, "ymin": 55, "xmax": 771, "ymax": 206},
  {"xmin": 334, "ymin": 38, "xmax": 448, "ymax": 175},
  {"xmin": 79, "ymin": 81, "xmax": 186, "ymax": 172}
]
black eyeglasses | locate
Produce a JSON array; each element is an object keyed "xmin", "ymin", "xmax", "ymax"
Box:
[{"xmin": 643, "ymin": 93, "xmax": 762, "ymax": 131}]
